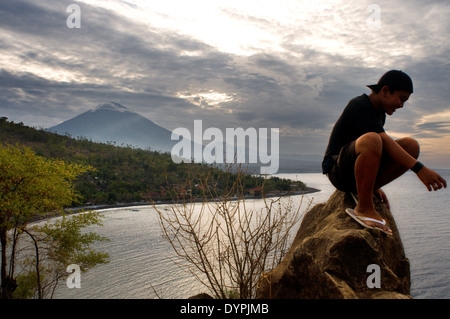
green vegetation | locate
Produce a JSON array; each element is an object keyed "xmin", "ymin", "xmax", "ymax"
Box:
[
  {"xmin": 0, "ymin": 118, "xmax": 306, "ymax": 206},
  {"xmin": 0, "ymin": 142, "xmax": 108, "ymax": 298},
  {"xmin": 12, "ymin": 211, "xmax": 109, "ymax": 299}
]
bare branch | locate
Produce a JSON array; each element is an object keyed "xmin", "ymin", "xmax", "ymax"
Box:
[{"xmin": 154, "ymin": 166, "xmax": 307, "ymax": 299}]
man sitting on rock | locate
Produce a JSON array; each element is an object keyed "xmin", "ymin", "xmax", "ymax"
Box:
[{"xmin": 322, "ymin": 70, "xmax": 447, "ymax": 235}]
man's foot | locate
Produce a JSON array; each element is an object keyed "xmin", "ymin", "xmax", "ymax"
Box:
[{"xmin": 345, "ymin": 208, "xmax": 393, "ymax": 235}]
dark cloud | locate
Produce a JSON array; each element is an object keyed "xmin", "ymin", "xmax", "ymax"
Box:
[
  {"xmin": 1, "ymin": 0, "xmax": 449, "ymax": 166},
  {"xmin": 416, "ymin": 121, "xmax": 450, "ymax": 136}
]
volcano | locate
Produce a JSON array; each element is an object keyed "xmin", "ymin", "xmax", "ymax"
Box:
[{"xmin": 48, "ymin": 102, "xmax": 176, "ymax": 153}]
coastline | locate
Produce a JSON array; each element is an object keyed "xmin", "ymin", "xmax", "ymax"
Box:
[{"xmin": 30, "ymin": 186, "xmax": 321, "ymax": 223}]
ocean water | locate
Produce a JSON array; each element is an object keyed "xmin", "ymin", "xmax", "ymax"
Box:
[{"xmin": 53, "ymin": 170, "xmax": 450, "ymax": 299}]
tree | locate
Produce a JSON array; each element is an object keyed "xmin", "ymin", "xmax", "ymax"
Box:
[
  {"xmin": 13, "ymin": 211, "xmax": 109, "ymax": 299},
  {"xmin": 155, "ymin": 167, "xmax": 312, "ymax": 299},
  {"xmin": 0, "ymin": 143, "xmax": 100, "ymax": 298}
]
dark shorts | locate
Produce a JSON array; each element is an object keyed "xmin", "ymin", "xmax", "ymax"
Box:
[{"xmin": 327, "ymin": 140, "xmax": 358, "ymax": 193}]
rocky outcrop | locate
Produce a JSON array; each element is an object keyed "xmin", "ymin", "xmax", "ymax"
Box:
[{"xmin": 257, "ymin": 190, "xmax": 411, "ymax": 299}]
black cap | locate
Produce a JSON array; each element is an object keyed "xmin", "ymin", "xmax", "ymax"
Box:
[{"xmin": 367, "ymin": 70, "xmax": 413, "ymax": 93}]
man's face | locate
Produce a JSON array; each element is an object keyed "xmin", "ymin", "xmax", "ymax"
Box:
[{"xmin": 380, "ymin": 87, "xmax": 411, "ymax": 115}]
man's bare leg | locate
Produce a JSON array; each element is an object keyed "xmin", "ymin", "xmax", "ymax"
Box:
[
  {"xmin": 374, "ymin": 137, "xmax": 420, "ymax": 189},
  {"xmin": 352, "ymin": 134, "xmax": 420, "ymax": 233},
  {"xmin": 353, "ymin": 133, "xmax": 384, "ymax": 222}
]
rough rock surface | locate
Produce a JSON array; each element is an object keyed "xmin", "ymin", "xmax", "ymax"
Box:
[{"xmin": 257, "ymin": 190, "xmax": 411, "ymax": 299}]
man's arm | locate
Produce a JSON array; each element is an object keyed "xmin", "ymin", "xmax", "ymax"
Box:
[
  {"xmin": 416, "ymin": 166, "xmax": 447, "ymax": 191},
  {"xmin": 379, "ymin": 132, "xmax": 447, "ymax": 191}
]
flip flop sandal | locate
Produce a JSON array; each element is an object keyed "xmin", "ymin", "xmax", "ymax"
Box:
[
  {"xmin": 350, "ymin": 192, "xmax": 359, "ymax": 204},
  {"xmin": 345, "ymin": 208, "xmax": 393, "ymax": 235}
]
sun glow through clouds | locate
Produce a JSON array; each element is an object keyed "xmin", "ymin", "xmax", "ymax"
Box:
[
  {"xmin": 78, "ymin": 0, "xmax": 363, "ymax": 57},
  {"xmin": 177, "ymin": 90, "xmax": 235, "ymax": 110}
]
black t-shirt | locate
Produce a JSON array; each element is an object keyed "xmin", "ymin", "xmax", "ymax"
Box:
[{"xmin": 322, "ymin": 94, "xmax": 386, "ymax": 174}]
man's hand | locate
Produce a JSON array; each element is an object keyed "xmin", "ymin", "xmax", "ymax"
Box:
[
  {"xmin": 417, "ymin": 166, "xmax": 447, "ymax": 191},
  {"xmin": 374, "ymin": 188, "xmax": 390, "ymax": 210}
]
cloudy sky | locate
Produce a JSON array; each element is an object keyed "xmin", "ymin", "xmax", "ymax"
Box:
[{"xmin": 1, "ymin": 0, "xmax": 449, "ymax": 169}]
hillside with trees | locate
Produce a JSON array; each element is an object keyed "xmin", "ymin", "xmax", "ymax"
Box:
[{"xmin": 0, "ymin": 118, "xmax": 308, "ymax": 207}]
